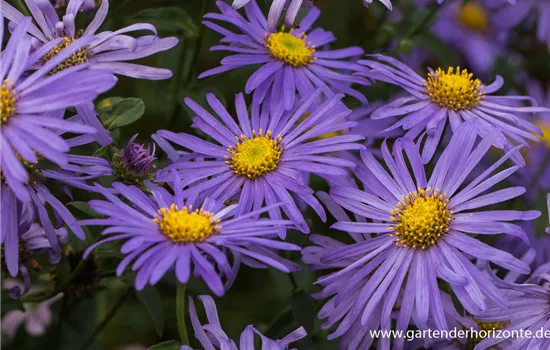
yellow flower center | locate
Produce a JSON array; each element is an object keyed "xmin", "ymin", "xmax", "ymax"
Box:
[
  {"xmin": 469, "ymin": 320, "xmax": 511, "ymax": 346},
  {"xmin": 154, "ymin": 204, "xmax": 220, "ymax": 243},
  {"xmin": 265, "ymin": 30, "xmax": 315, "ymax": 67},
  {"xmin": 390, "ymin": 187, "xmax": 452, "ymax": 249},
  {"xmin": 458, "ymin": 2, "xmax": 489, "ymax": 32},
  {"xmin": 426, "ymin": 67, "xmax": 483, "ymax": 111},
  {"xmin": 297, "ymin": 112, "xmax": 345, "ymax": 141},
  {"xmin": 536, "ymin": 121, "xmax": 550, "ymax": 147},
  {"xmin": 43, "ymin": 37, "xmax": 89, "ymax": 75},
  {"xmin": 227, "ymin": 130, "xmax": 282, "ymax": 179},
  {"xmin": 1, "ymin": 80, "xmax": 16, "ymax": 124}
]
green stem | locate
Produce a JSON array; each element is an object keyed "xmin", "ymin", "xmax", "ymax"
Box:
[
  {"xmin": 79, "ymin": 288, "xmax": 132, "ymax": 350},
  {"xmin": 403, "ymin": 4, "xmax": 439, "ymax": 41},
  {"xmin": 57, "ymin": 258, "xmax": 87, "ymax": 291},
  {"xmin": 14, "ymin": 0, "xmax": 30, "ymax": 16},
  {"xmin": 288, "ymin": 273, "xmax": 299, "ymax": 291},
  {"xmin": 183, "ymin": 0, "xmax": 208, "ymax": 86},
  {"xmin": 176, "ymin": 283, "xmax": 189, "ymax": 346},
  {"xmin": 167, "ymin": 0, "xmax": 208, "ymax": 127},
  {"xmin": 111, "ymin": 0, "xmax": 133, "ymax": 17}
]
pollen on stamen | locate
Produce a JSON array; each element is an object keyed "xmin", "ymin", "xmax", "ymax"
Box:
[
  {"xmin": 425, "ymin": 67, "xmax": 483, "ymax": 111},
  {"xmin": 390, "ymin": 187, "xmax": 452, "ymax": 249},
  {"xmin": 265, "ymin": 28, "xmax": 316, "ymax": 67},
  {"xmin": 1, "ymin": 79, "xmax": 17, "ymax": 124},
  {"xmin": 154, "ymin": 204, "xmax": 220, "ymax": 243},
  {"xmin": 226, "ymin": 129, "xmax": 283, "ymax": 179},
  {"xmin": 42, "ymin": 37, "xmax": 90, "ymax": 75}
]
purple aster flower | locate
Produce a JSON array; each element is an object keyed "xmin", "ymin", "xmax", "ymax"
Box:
[
  {"xmin": 357, "ymin": 55, "xmax": 546, "ymax": 164},
  {"xmin": 513, "ymin": 81, "xmax": 550, "ymax": 200},
  {"xmin": 1, "ymin": 0, "xmax": 178, "ymax": 79},
  {"xmin": 547, "ymin": 193, "xmax": 550, "ymax": 234},
  {"xmin": 154, "ymin": 89, "xmax": 363, "ymax": 234},
  {"xmin": 1, "ymin": 280, "xmax": 63, "ymax": 338},
  {"xmin": 113, "ymin": 134, "xmax": 156, "ymax": 183},
  {"xmin": 199, "ymin": 1, "xmax": 367, "ymax": 119},
  {"xmin": 306, "ymin": 121, "xmax": 538, "ymax": 349},
  {"xmin": 431, "ymin": 0, "xmax": 513, "ymax": 73},
  {"xmin": 0, "ymin": 17, "xmax": 117, "ymax": 203},
  {"xmin": 2, "ymin": 180, "xmax": 84, "ymax": 279},
  {"xmin": 495, "ymin": 0, "xmax": 550, "ymax": 50},
  {"xmin": 475, "ymin": 269, "xmax": 550, "ymax": 349},
  {"xmin": 181, "ymin": 295, "xmax": 307, "ymax": 350},
  {"xmin": 81, "ymin": 173, "xmax": 301, "ymax": 294},
  {"xmin": 2, "ymin": 0, "xmax": 178, "ymax": 145}
]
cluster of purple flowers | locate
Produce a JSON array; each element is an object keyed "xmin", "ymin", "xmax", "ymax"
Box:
[{"xmin": 2, "ymin": 0, "xmax": 550, "ymax": 349}]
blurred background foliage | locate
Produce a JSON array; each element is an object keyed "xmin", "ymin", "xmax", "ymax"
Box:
[{"xmin": 2, "ymin": 0, "xmax": 550, "ymax": 349}]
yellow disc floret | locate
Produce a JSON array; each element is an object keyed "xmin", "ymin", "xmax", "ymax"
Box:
[
  {"xmin": 458, "ymin": 2, "xmax": 489, "ymax": 32},
  {"xmin": 227, "ymin": 130, "xmax": 282, "ymax": 179},
  {"xmin": 426, "ymin": 67, "xmax": 483, "ymax": 111},
  {"xmin": 390, "ymin": 187, "xmax": 452, "ymax": 249},
  {"xmin": 154, "ymin": 204, "xmax": 220, "ymax": 243},
  {"xmin": 536, "ymin": 121, "xmax": 550, "ymax": 147},
  {"xmin": 469, "ymin": 320, "xmax": 511, "ymax": 346},
  {"xmin": 266, "ymin": 29, "xmax": 315, "ymax": 67},
  {"xmin": 1, "ymin": 80, "xmax": 16, "ymax": 124},
  {"xmin": 42, "ymin": 37, "xmax": 89, "ymax": 74}
]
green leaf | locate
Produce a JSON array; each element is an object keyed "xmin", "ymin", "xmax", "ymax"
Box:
[
  {"xmin": 136, "ymin": 285, "xmax": 165, "ymax": 337},
  {"xmin": 1, "ymin": 291, "xmax": 23, "ymax": 314},
  {"xmin": 146, "ymin": 340, "xmax": 181, "ymax": 350},
  {"xmin": 93, "ymin": 246, "xmax": 123, "ymax": 260},
  {"xmin": 68, "ymin": 201, "xmax": 101, "ymax": 218},
  {"xmin": 291, "ymin": 289, "xmax": 316, "ymax": 334},
  {"xmin": 100, "ymin": 98, "xmax": 145, "ymax": 130},
  {"xmin": 128, "ymin": 7, "xmax": 199, "ymax": 37}
]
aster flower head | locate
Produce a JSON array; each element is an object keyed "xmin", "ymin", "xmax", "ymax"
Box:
[
  {"xmin": 181, "ymin": 295, "xmax": 307, "ymax": 350},
  {"xmin": 154, "ymin": 89, "xmax": 364, "ymax": 234},
  {"xmin": 2, "ymin": 0, "xmax": 178, "ymax": 145},
  {"xmin": 357, "ymin": 55, "xmax": 547, "ymax": 164},
  {"xmin": 431, "ymin": 0, "xmax": 514, "ymax": 73},
  {"xmin": 2, "ymin": 178, "xmax": 84, "ymax": 281},
  {"xmin": 306, "ymin": 121, "xmax": 539, "ymax": 348},
  {"xmin": 1, "ymin": 0, "xmax": 178, "ymax": 79},
  {"xmin": 82, "ymin": 173, "xmax": 301, "ymax": 294},
  {"xmin": 200, "ymin": 1, "xmax": 367, "ymax": 118},
  {"xmin": 475, "ymin": 269, "xmax": 550, "ymax": 349},
  {"xmin": 112, "ymin": 134, "xmax": 156, "ymax": 184},
  {"xmin": 0, "ymin": 17, "xmax": 117, "ymax": 203}
]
